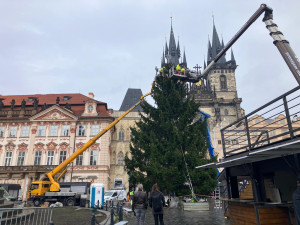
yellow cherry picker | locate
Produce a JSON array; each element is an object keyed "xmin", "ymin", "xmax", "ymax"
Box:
[{"xmin": 27, "ymin": 82, "xmax": 155, "ymax": 207}]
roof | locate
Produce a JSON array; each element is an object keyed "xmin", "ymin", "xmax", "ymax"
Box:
[
  {"xmin": 0, "ymin": 93, "xmax": 105, "ymax": 106},
  {"xmin": 0, "ymin": 93, "xmax": 111, "ymax": 118},
  {"xmin": 119, "ymin": 89, "xmax": 143, "ymax": 112}
]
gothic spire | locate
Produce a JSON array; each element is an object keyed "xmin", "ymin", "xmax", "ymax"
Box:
[
  {"xmin": 207, "ymin": 38, "xmax": 212, "ymax": 63},
  {"xmin": 177, "ymin": 38, "xmax": 181, "ymax": 58},
  {"xmin": 165, "ymin": 40, "xmax": 169, "ymax": 56},
  {"xmin": 211, "ymin": 21, "xmax": 222, "ymax": 59},
  {"xmin": 161, "ymin": 47, "xmax": 166, "ymax": 67},
  {"xmin": 182, "ymin": 48, "xmax": 187, "ymax": 67},
  {"xmin": 231, "ymin": 48, "xmax": 236, "ymax": 62},
  {"xmin": 204, "ymin": 59, "xmax": 207, "ymax": 69}
]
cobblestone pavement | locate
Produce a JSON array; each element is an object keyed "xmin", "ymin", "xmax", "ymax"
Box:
[{"xmin": 124, "ymin": 200, "xmax": 230, "ymax": 225}]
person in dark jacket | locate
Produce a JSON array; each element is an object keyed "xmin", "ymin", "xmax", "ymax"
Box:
[
  {"xmin": 132, "ymin": 184, "xmax": 148, "ymax": 225},
  {"xmin": 149, "ymin": 184, "xmax": 165, "ymax": 225}
]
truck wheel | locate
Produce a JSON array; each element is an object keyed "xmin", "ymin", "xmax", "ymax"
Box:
[
  {"xmin": 65, "ymin": 197, "xmax": 75, "ymax": 206},
  {"xmin": 33, "ymin": 198, "xmax": 41, "ymax": 207}
]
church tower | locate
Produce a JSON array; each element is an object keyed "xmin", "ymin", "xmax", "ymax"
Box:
[{"xmin": 190, "ymin": 22, "xmax": 244, "ymax": 158}]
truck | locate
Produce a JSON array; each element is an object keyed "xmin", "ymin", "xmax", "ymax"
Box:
[{"xmin": 27, "ymin": 83, "xmax": 155, "ymax": 207}]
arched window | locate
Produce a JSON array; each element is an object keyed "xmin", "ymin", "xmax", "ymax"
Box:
[
  {"xmin": 118, "ymin": 129, "xmax": 124, "ymax": 141},
  {"xmin": 117, "ymin": 152, "xmax": 124, "ymax": 165},
  {"xmin": 220, "ymin": 75, "xmax": 227, "ymax": 90}
]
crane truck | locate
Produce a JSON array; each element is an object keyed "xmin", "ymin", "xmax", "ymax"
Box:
[{"xmin": 27, "ymin": 83, "xmax": 155, "ymax": 207}]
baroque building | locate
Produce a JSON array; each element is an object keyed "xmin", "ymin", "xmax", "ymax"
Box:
[
  {"xmin": 0, "ymin": 93, "xmax": 113, "ymax": 200},
  {"xmin": 162, "ymin": 22, "xmax": 244, "ymax": 159}
]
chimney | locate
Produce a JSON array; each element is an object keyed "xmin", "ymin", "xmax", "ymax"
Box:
[{"xmin": 89, "ymin": 92, "xmax": 94, "ymax": 99}]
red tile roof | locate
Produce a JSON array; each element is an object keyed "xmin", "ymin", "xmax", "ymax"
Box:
[
  {"xmin": 0, "ymin": 93, "xmax": 112, "ymax": 118},
  {"xmin": 0, "ymin": 93, "xmax": 105, "ymax": 106}
]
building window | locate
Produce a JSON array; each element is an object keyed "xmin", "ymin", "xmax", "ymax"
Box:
[
  {"xmin": 270, "ymin": 130, "xmax": 276, "ymax": 136},
  {"xmin": 38, "ymin": 125, "xmax": 46, "ymax": 136},
  {"xmin": 21, "ymin": 126, "xmax": 29, "ymax": 137},
  {"xmin": 218, "ymin": 140, "xmax": 222, "ymax": 145},
  {"xmin": 17, "ymin": 151, "xmax": 25, "ymax": 166},
  {"xmin": 117, "ymin": 152, "xmax": 124, "ymax": 165},
  {"xmin": 34, "ymin": 151, "xmax": 42, "ymax": 165},
  {"xmin": 91, "ymin": 125, "xmax": 99, "ymax": 136},
  {"xmin": 59, "ymin": 150, "xmax": 67, "ymax": 164},
  {"xmin": 114, "ymin": 178, "xmax": 123, "ymax": 188},
  {"xmin": 220, "ymin": 75, "xmax": 227, "ymax": 90},
  {"xmin": 0, "ymin": 127, "xmax": 5, "ymax": 137},
  {"xmin": 90, "ymin": 150, "xmax": 97, "ymax": 165},
  {"xmin": 9, "ymin": 126, "xmax": 17, "ymax": 137},
  {"xmin": 5, "ymin": 152, "xmax": 12, "ymax": 166},
  {"xmin": 47, "ymin": 151, "xmax": 54, "ymax": 165},
  {"xmin": 119, "ymin": 129, "xmax": 124, "ymax": 141},
  {"xmin": 62, "ymin": 125, "xmax": 70, "ymax": 136},
  {"xmin": 76, "ymin": 153, "xmax": 83, "ymax": 166},
  {"xmin": 78, "ymin": 125, "xmax": 85, "ymax": 136},
  {"xmin": 50, "ymin": 125, "xmax": 58, "ymax": 136},
  {"xmin": 280, "ymin": 119, "xmax": 285, "ymax": 124},
  {"xmin": 255, "ymin": 120, "xmax": 260, "ymax": 124},
  {"xmin": 224, "ymin": 109, "xmax": 228, "ymax": 115}
]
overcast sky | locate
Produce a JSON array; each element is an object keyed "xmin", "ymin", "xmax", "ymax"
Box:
[{"xmin": 1, "ymin": 0, "xmax": 300, "ymax": 114}]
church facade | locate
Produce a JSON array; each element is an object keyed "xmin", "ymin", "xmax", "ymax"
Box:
[{"xmin": 162, "ymin": 22, "xmax": 244, "ymax": 159}]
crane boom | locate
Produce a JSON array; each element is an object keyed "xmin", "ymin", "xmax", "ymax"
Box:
[
  {"xmin": 47, "ymin": 82, "xmax": 155, "ymax": 192},
  {"xmin": 196, "ymin": 4, "xmax": 300, "ymax": 86}
]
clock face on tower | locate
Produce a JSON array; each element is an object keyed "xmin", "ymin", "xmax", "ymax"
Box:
[{"xmin": 88, "ymin": 105, "xmax": 93, "ymax": 112}]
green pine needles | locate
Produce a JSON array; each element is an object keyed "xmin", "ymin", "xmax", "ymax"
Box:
[{"xmin": 124, "ymin": 76, "xmax": 217, "ymax": 196}]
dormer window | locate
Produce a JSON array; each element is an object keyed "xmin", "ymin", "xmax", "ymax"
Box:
[
  {"xmin": 28, "ymin": 97, "xmax": 35, "ymax": 102},
  {"xmin": 88, "ymin": 105, "xmax": 93, "ymax": 112},
  {"xmin": 63, "ymin": 96, "xmax": 72, "ymax": 101}
]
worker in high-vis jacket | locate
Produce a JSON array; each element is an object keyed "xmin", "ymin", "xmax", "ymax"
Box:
[
  {"xmin": 181, "ymin": 68, "xmax": 185, "ymax": 75},
  {"xmin": 176, "ymin": 64, "xmax": 181, "ymax": 74},
  {"xmin": 130, "ymin": 189, "xmax": 134, "ymax": 205}
]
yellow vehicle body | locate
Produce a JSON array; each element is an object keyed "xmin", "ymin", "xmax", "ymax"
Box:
[
  {"xmin": 27, "ymin": 82, "xmax": 155, "ymax": 200},
  {"xmin": 27, "ymin": 181, "xmax": 52, "ymax": 198}
]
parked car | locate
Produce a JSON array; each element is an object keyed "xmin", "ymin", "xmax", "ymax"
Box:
[{"xmin": 104, "ymin": 190, "xmax": 126, "ymax": 202}]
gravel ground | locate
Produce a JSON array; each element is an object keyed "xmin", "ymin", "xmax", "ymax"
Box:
[
  {"xmin": 52, "ymin": 207, "xmax": 106, "ymax": 225},
  {"xmin": 124, "ymin": 200, "xmax": 230, "ymax": 225}
]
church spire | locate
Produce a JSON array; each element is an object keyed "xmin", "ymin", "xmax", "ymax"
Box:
[
  {"xmin": 207, "ymin": 38, "xmax": 212, "ymax": 63},
  {"xmin": 204, "ymin": 58, "xmax": 207, "ymax": 69},
  {"xmin": 211, "ymin": 20, "xmax": 222, "ymax": 59},
  {"xmin": 182, "ymin": 48, "xmax": 187, "ymax": 67},
  {"xmin": 177, "ymin": 37, "xmax": 181, "ymax": 58},
  {"xmin": 231, "ymin": 48, "xmax": 236, "ymax": 62},
  {"xmin": 161, "ymin": 47, "xmax": 166, "ymax": 67}
]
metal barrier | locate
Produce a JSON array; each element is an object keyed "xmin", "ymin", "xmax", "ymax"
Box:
[
  {"xmin": 103, "ymin": 201, "xmax": 126, "ymax": 225},
  {"xmin": 221, "ymin": 86, "xmax": 300, "ymax": 157},
  {"xmin": 0, "ymin": 207, "xmax": 53, "ymax": 225}
]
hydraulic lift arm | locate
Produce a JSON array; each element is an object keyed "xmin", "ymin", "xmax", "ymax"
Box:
[
  {"xmin": 46, "ymin": 82, "xmax": 155, "ymax": 192},
  {"xmin": 196, "ymin": 3, "xmax": 300, "ymax": 86}
]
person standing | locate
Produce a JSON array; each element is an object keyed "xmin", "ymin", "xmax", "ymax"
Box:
[
  {"xmin": 149, "ymin": 184, "xmax": 165, "ymax": 225},
  {"xmin": 132, "ymin": 184, "xmax": 148, "ymax": 225}
]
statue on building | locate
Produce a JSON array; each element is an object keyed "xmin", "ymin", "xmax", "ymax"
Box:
[
  {"xmin": 42, "ymin": 103, "xmax": 48, "ymax": 110},
  {"xmin": 65, "ymin": 103, "xmax": 71, "ymax": 110},
  {"xmin": 21, "ymin": 99, "xmax": 26, "ymax": 110},
  {"xmin": 0, "ymin": 99, "xmax": 4, "ymax": 111},
  {"xmin": 10, "ymin": 99, "xmax": 15, "ymax": 110},
  {"xmin": 33, "ymin": 98, "xmax": 39, "ymax": 110}
]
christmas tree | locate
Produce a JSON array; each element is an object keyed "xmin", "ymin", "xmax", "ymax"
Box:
[{"xmin": 125, "ymin": 76, "xmax": 217, "ymax": 195}]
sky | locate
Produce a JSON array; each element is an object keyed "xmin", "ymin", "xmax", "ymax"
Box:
[{"xmin": 0, "ymin": 0, "xmax": 300, "ymax": 114}]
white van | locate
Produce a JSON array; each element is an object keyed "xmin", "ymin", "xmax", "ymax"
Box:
[{"xmin": 104, "ymin": 190, "xmax": 127, "ymax": 202}]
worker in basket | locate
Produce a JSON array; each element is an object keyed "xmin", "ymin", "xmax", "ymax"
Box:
[
  {"xmin": 181, "ymin": 67, "xmax": 185, "ymax": 75},
  {"xmin": 176, "ymin": 64, "xmax": 181, "ymax": 75}
]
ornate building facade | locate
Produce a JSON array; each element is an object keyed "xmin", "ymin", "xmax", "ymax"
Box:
[{"xmin": 0, "ymin": 93, "xmax": 113, "ymax": 200}]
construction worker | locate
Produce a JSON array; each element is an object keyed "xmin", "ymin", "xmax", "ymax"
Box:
[
  {"xmin": 176, "ymin": 64, "xmax": 181, "ymax": 74},
  {"xmin": 181, "ymin": 67, "xmax": 185, "ymax": 75},
  {"xmin": 130, "ymin": 189, "xmax": 134, "ymax": 206},
  {"xmin": 159, "ymin": 67, "xmax": 164, "ymax": 75}
]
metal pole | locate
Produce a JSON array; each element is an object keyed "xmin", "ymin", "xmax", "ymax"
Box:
[
  {"xmin": 110, "ymin": 208, "xmax": 114, "ymax": 225},
  {"xmin": 91, "ymin": 213, "xmax": 96, "ymax": 225},
  {"xmin": 119, "ymin": 205, "xmax": 123, "ymax": 221}
]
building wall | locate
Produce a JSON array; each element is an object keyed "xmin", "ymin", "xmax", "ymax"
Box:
[
  {"xmin": 0, "ymin": 99, "xmax": 113, "ymax": 200},
  {"xmin": 109, "ymin": 111, "xmax": 141, "ymax": 192}
]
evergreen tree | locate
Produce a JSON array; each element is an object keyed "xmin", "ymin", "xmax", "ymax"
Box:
[{"xmin": 125, "ymin": 76, "xmax": 217, "ymax": 195}]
